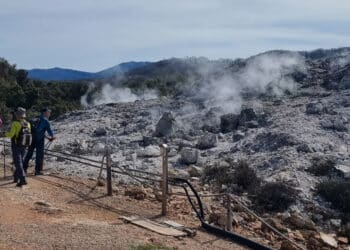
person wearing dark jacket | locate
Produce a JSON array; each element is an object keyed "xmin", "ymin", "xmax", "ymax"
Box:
[
  {"xmin": 5, "ymin": 107, "xmax": 31, "ymax": 186},
  {"xmin": 23, "ymin": 108, "xmax": 55, "ymax": 175}
]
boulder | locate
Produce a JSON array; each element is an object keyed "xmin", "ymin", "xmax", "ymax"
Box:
[
  {"xmin": 92, "ymin": 143, "xmax": 105, "ymax": 154},
  {"xmin": 137, "ymin": 145, "xmax": 161, "ymax": 158},
  {"xmin": 305, "ymin": 102, "xmax": 325, "ymax": 115},
  {"xmin": 154, "ymin": 112, "xmax": 175, "ymax": 137},
  {"xmin": 94, "ymin": 127, "xmax": 107, "ymax": 136},
  {"xmin": 284, "ymin": 213, "xmax": 316, "ymax": 231},
  {"xmin": 180, "ymin": 148, "xmax": 198, "ymax": 165},
  {"xmin": 196, "ymin": 133, "xmax": 218, "ymax": 150},
  {"xmin": 245, "ymin": 120, "xmax": 259, "ymax": 128},
  {"xmin": 220, "ymin": 113, "xmax": 239, "ymax": 133},
  {"xmin": 187, "ymin": 165, "xmax": 203, "ymax": 177},
  {"xmin": 239, "ymin": 108, "xmax": 257, "ymax": 123},
  {"xmin": 232, "ymin": 131, "xmax": 245, "ymax": 142},
  {"xmin": 296, "ymin": 143, "xmax": 313, "ymax": 153},
  {"xmin": 319, "ymin": 232, "xmax": 338, "ymax": 248},
  {"xmin": 320, "ymin": 117, "xmax": 348, "ymax": 132}
]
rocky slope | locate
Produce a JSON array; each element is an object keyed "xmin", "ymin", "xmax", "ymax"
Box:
[{"xmin": 45, "ymin": 48, "xmax": 350, "ymax": 248}]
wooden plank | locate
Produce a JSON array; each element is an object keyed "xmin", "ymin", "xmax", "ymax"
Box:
[{"xmin": 120, "ymin": 216, "xmax": 187, "ymax": 237}]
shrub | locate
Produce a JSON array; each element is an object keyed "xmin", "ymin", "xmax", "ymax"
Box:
[
  {"xmin": 306, "ymin": 156, "xmax": 336, "ymax": 176},
  {"xmin": 203, "ymin": 160, "xmax": 260, "ymax": 193},
  {"xmin": 316, "ymin": 180, "xmax": 350, "ymax": 214},
  {"xmin": 232, "ymin": 160, "xmax": 260, "ymax": 192},
  {"xmin": 202, "ymin": 162, "xmax": 234, "ymax": 187},
  {"xmin": 254, "ymin": 182, "xmax": 297, "ymax": 212}
]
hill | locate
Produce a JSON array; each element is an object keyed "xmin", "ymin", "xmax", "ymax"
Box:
[{"xmin": 27, "ymin": 61, "xmax": 151, "ymax": 81}]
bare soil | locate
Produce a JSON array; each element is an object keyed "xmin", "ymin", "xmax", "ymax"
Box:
[{"xmin": 0, "ymin": 165, "xmax": 248, "ymax": 250}]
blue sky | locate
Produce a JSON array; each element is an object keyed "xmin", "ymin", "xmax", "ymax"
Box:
[{"xmin": 0, "ymin": 0, "xmax": 349, "ymax": 71}]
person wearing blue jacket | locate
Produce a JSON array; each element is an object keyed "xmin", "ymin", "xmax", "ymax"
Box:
[{"xmin": 23, "ymin": 108, "xmax": 55, "ymax": 175}]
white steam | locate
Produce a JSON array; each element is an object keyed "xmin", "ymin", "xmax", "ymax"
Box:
[
  {"xmin": 196, "ymin": 53, "xmax": 305, "ymax": 113},
  {"xmin": 81, "ymin": 83, "xmax": 158, "ymax": 107}
]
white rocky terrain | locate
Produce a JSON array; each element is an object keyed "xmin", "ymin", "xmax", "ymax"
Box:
[{"xmin": 44, "ymin": 49, "xmax": 350, "ymax": 245}]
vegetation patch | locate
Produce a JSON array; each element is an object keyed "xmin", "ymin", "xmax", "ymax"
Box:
[
  {"xmin": 254, "ymin": 182, "xmax": 297, "ymax": 212},
  {"xmin": 316, "ymin": 180, "xmax": 350, "ymax": 214},
  {"xmin": 306, "ymin": 156, "xmax": 336, "ymax": 176}
]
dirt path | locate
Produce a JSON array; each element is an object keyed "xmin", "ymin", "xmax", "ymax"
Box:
[{"xmin": 0, "ymin": 166, "xmax": 248, "ymax": 250}]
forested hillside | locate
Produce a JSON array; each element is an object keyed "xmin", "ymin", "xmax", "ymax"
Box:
[{"xmin": 0, "ymin": 58, "xmax": 88, "ymax": 123}]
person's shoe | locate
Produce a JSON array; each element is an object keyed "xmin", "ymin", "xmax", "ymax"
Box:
[
  {"xmin": 16, "ymin": 180, "xmax": 27, "ymax": 187},
  {"xmin": 35, "ymin": 171, "xmax": 43, "ymax": 176},
  {"xmin": 13, "ymin": 178, "xmax": 18, "ymax": 183}
]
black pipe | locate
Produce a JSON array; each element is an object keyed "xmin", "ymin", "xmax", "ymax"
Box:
[{"xmin": 169, "ymin": 177, "xmax": 275, "ymax": 250}]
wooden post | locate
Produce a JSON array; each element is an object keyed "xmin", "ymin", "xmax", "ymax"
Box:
[
  {"xmin": 226, "ymin": 194, "xmax": 232, "ymax": 231},
  {"xmin": 161, "ymin": 144, "xmax": 169, "ymax": 216},
  {"xmin": 3, "ymin": 138, "xmax": 6, "ymax": 178},
  {"xmin": 106, "ymin": 148, "xmax": 112, "ymax": 196}
]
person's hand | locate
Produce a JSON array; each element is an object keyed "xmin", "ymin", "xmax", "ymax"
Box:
[{"xmin": 48, "ymin": 136, "xmax": 56, "ymax": 141}]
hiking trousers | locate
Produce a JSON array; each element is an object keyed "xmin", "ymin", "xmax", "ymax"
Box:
[
  {"xmin": 23, "ymin": 138, "xmax": 45, "ymax": 174},
  {"xmin": 12, "ymin": 144, "xmax": 26, "ymax": 183}
]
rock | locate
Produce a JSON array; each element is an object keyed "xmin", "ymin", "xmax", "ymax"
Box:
[
  {"xmin": 154, "ymin": 112, "xmax": 175, "ymax": 137},
  {"xmin": 208, "ymin": 212, "xmax": 227, "ymax": 227},
  {"xmin": 137, "ymin": 145, "xmax": 161, "ymax": 158},
  {"xmin": 232, "ymin": 131, "xmax": 245, "ymax": 142},
  {"xmin": 94, "ymin": 127, "xmax": 107, "ymax": 136},
  {"xmin": 180, "ymin": 148, "xmax": 198, "ymax": 165},
  {"xmin": 337, "ymin": 236, "xmax": 348, "ymax": 244},
  {"xmin": 187, "ymin": 165, "xmax": 203, "ymax": 177},
  {"xmin": 296, "ymin": 143, "xmax": 313, "ymax": 153},
  {"xmin": 34, "ymin": 200, "xmax": 62, "ymax": 214},
  {"xmin": 321, "ymin": 117, "xmax": 348, "ymax": 132},
  {"xmin": 124, "ymin": 186, "xmax": 147, "ymax": 200},
  {"xmin": 140, "ymin": 136, "xmax": 159, "ymax": 147},
  {"xmin": 319, "ymin": 232, "xmax": 338, "ymax": 248},
  {"xmin": 196, "ymin": 133, "xmax": 218, "ymax": 150},
  {"xmin": 92, "ymin": 142, "xmax": 105, "ymax": 154},
  {"xmin": 232, "ymin": 213, "xmax": 244, "ymax": 226},
  {"xmin": 333, "ymin": 117, "xmax": 348, "ymax": 131},
  {"xmin": 330, "ymin": 219, "xmax": 341, "ymax": 228},
  {"xmin": 245, "ymin": 120, "xmax": 259, "ymax": 128},
  {"xmin": 220, "ymin": 113, "xmax": 239, "ymax": 133},
  {"xmin": 284, "ymin": 213, "xmax": 316, "ymax": 231},
  {"xmin": 305, "ymin": 102, "xmax": 325, "ymax": 115},
  {"xmin": 239, "ymin": 108, "xmax": 257, "ymax": 123},
  {"xmin": 279, "ymin": 241, "xmax": 300, "ymax": 250},
  {"xmin": 34, "ymin": 200, "xmax": 52, "ymax": 207}
]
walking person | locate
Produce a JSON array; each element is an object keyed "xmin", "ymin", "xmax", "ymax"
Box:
[
  {"xmin": 5, "ymin": 107, "xmax": 31, "ymax": 186},
  {"xmin": 23, "ymin": 108, "xmax": 55, "ymax": 175}
]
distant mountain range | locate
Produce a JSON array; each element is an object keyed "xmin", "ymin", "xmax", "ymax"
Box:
[{"xmin": 27, "ymin": 61, "xmax": 150, "ymax": 81}]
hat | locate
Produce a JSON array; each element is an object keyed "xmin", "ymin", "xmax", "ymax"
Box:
[
  {"xmin": 41, "ymin": 107, "xmax": 51, "ymax": 113},
  {"xmin": 15, "ymin": 107, "xmax": 26, "ymax": 118}
]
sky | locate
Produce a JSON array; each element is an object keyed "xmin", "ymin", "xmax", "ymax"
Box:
[{"xmin": 0, "ymin": 0, "xmax": 350, "ymax": 72}]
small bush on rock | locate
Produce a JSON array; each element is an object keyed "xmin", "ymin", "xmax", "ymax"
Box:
[
  {"xmin": 316, "ymin": 180, "xmax": 350, "ymax": 214},
  {"xmin": 307, "ymin": 156, "xmax": 336, "ymax": 176},
  {"xmin": 203, "ymin": 163, "xmax": 234, "ymax": 187},
  {"xmin": 254, "ymin": 182, "xmax": 297, "ymax": 212},
  {"xmin": 232, "ymin": 160, "xmax": 260, "ymax": 192}
]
